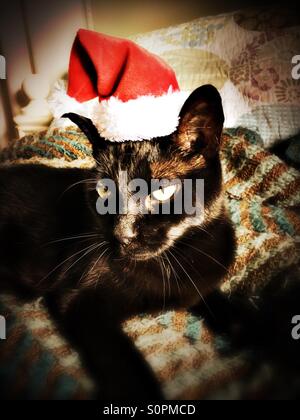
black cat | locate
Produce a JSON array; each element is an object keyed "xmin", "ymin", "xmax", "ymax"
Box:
[{"xmin": 0, "ymin": 85, "xmax": 236, "ymax": 399}]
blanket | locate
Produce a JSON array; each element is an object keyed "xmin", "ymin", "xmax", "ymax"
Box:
[{"xmin": 0, "ymin": 128, "xmax": 299, "ymax": 399}]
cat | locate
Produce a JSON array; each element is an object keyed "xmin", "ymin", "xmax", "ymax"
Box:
[{"xmin": 0, "ymin": 85, "xmax": 236, "ymax": 399}]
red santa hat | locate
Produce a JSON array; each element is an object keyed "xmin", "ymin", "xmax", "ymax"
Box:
[{"xmin": 48, "ymin": 29, "xmax": 189, "ymax": 141}]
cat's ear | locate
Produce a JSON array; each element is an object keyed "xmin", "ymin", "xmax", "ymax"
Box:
[
  {"xmin": 62, "ymin": 113, "xmax": 107, "ymax": 155},
  {"xmin": 174, "ymin": 85, "xmax": 224, "ymax": 158}
]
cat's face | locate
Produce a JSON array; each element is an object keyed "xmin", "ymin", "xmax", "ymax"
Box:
[{"xmin": 64, "ymin": 85, "xmax": 224, "ymax": 263}]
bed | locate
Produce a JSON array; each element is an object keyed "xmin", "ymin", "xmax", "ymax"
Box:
[{"xmin": 0, "ymin": 3, "xmax": 300, "ymax": 399}]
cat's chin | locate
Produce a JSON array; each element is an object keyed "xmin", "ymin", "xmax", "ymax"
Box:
[
  {"xmin": 125, "ymin": 250, "xmax": 162, "ymax": 262},
  {"xmin": 117, "ymin": 246, "xmax": 166, "ymax": 262},
  {"xmin": 128, "ymin": 245, "xmax": 171, "ymax": 262},
  {"xmin": 130, "ymin": 253, "xmax": 154, "ymax": 262}
]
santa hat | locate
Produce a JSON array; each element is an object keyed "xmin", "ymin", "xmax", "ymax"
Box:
[{"xmin": 48, "ymin": 29, "xmax": 189, "ymax": 141}]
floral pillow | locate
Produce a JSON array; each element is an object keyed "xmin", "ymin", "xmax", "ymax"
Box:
[{"xmin": 131, "ymin": 4, "xmax": 300, "ymax": 148}]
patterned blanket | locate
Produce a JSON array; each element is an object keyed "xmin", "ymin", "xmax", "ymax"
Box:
[{"xmin": 0, "ymin": 128, "xmax": 299, "ymax": 399}]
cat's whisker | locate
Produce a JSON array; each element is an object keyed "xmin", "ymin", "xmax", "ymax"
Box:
[
  {"xmin": 60, "ymin": 178, "xmax": 98, "ymax": 198},
  {"xmin": 44, "ymin": 233, "xmax": 102, "ymax": 247},
  {"xmin": 177, "ymin": 240, "xmax": 229, "ymax": 272},
  {"xmin": 132, "ymin": 259, "xmax": 137, "ymax": 273},
  {"xmin": 194, "ymin": 225, "xmax": 214, "ymax": 238},
  {"xmin": 94, "ymin": 249, "xmax": 111, "ymax": 289},
  {"xmin": 61, "ymin": 242, "xmax": 104, "ymax": 279},
  {"xmin": 160, "ymin": 256, "xmax": 167, "ymax": 310},
  {"xmin": 39, "ymin": 241, "xmax": 99, "ymax": 285},
  {"xmin": 161, "ymin": 255, "xmax": 171, "ymax": 298},
  {"xmin": 81, "ymin": 244, "xmax": 110, "ymax": 288},
  {"xmin": 172, "ymin": 244, "xmax": 212, "ymax": 295},
  {"xmin": 171, "ymin": 245, "xmax": 206, "ymax": 286},
  {"xmin": 77, "ymin": 241, "xmax": 109, "ymax": 287},
  {"xmin": 160, "ymin": 252, "xmax": 171, "ymax": 297},
  {"xmin": 128, "ymin": 256, "xmax": 136, "ymax": 273},
  {"xmin": 168, "ymin": 247, "xmax": 215, "ymax": 318},
  {"xmin": 165, "ymin": 250, "xmax": 181, "ymax": 296},
  {"xmin": 90, "ymin": 248, "xmax": 111, "ymax": 290},
  {"xmin": 156, "ymin": 256, "xmax": 166, "ymax": 311}
]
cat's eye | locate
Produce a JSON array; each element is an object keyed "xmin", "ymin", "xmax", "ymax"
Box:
[
  {"xmin": 152, "ymin": 184, "xmax": 177, "ymax": 202},
  {"xmin": 96, "ymin": 181, "xmax": 111, "ymax": 199}
]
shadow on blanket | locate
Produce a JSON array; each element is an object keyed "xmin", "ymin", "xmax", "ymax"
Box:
[{"xmin": 193, "ymin": 264, "xmax": 300, "ymax": 399}]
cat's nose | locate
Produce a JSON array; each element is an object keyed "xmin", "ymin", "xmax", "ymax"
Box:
[
  {"xmin": 115, "ymin": 232, "xmax": 135, "ymax": 252},
  {"xmin": 114, "ymin": 216, "xmax": 136, "ymax": 247},
  {"xmin": 114, "ymin": 219, "xmax": 136, "ymax": 248},
  {"xmin": 118, "ymin": 235, "xmax": 133, "ymax": 247}
]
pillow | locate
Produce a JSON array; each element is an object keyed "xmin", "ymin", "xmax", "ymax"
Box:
[{"xmin": 130, "ymin": 4, "xmax": 300, "ymax": 148}]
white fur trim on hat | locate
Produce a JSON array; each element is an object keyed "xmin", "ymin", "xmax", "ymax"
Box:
[{"xmin": 48, "ymin": 80, "xmax": 190, "ymax": 142}]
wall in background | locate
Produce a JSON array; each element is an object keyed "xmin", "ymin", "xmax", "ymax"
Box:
[
  {"xmin": 0, "ymin": 0, "xmax": 89, "ymax": 146},
  {"xmin": 0, "ymin": 0, "xmax": 276, "ymax": 147},
  {"xmin": 90, "ymin": 0, "xmax": 270, "ymax": 37}
]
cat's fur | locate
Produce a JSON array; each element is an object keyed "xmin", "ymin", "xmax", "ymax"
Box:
[{"xmin": 0, "ymin": 85, "xmax": 236, "ymax": 399}]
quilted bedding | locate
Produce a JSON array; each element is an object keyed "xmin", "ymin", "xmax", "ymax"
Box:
[
  {"xmin": 0, "ymin": 127, "xmax": 299, "ymax": 399},
  {"xmin": 130, "ymin": 3, "xmax": 300, "ymax": 149}
]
